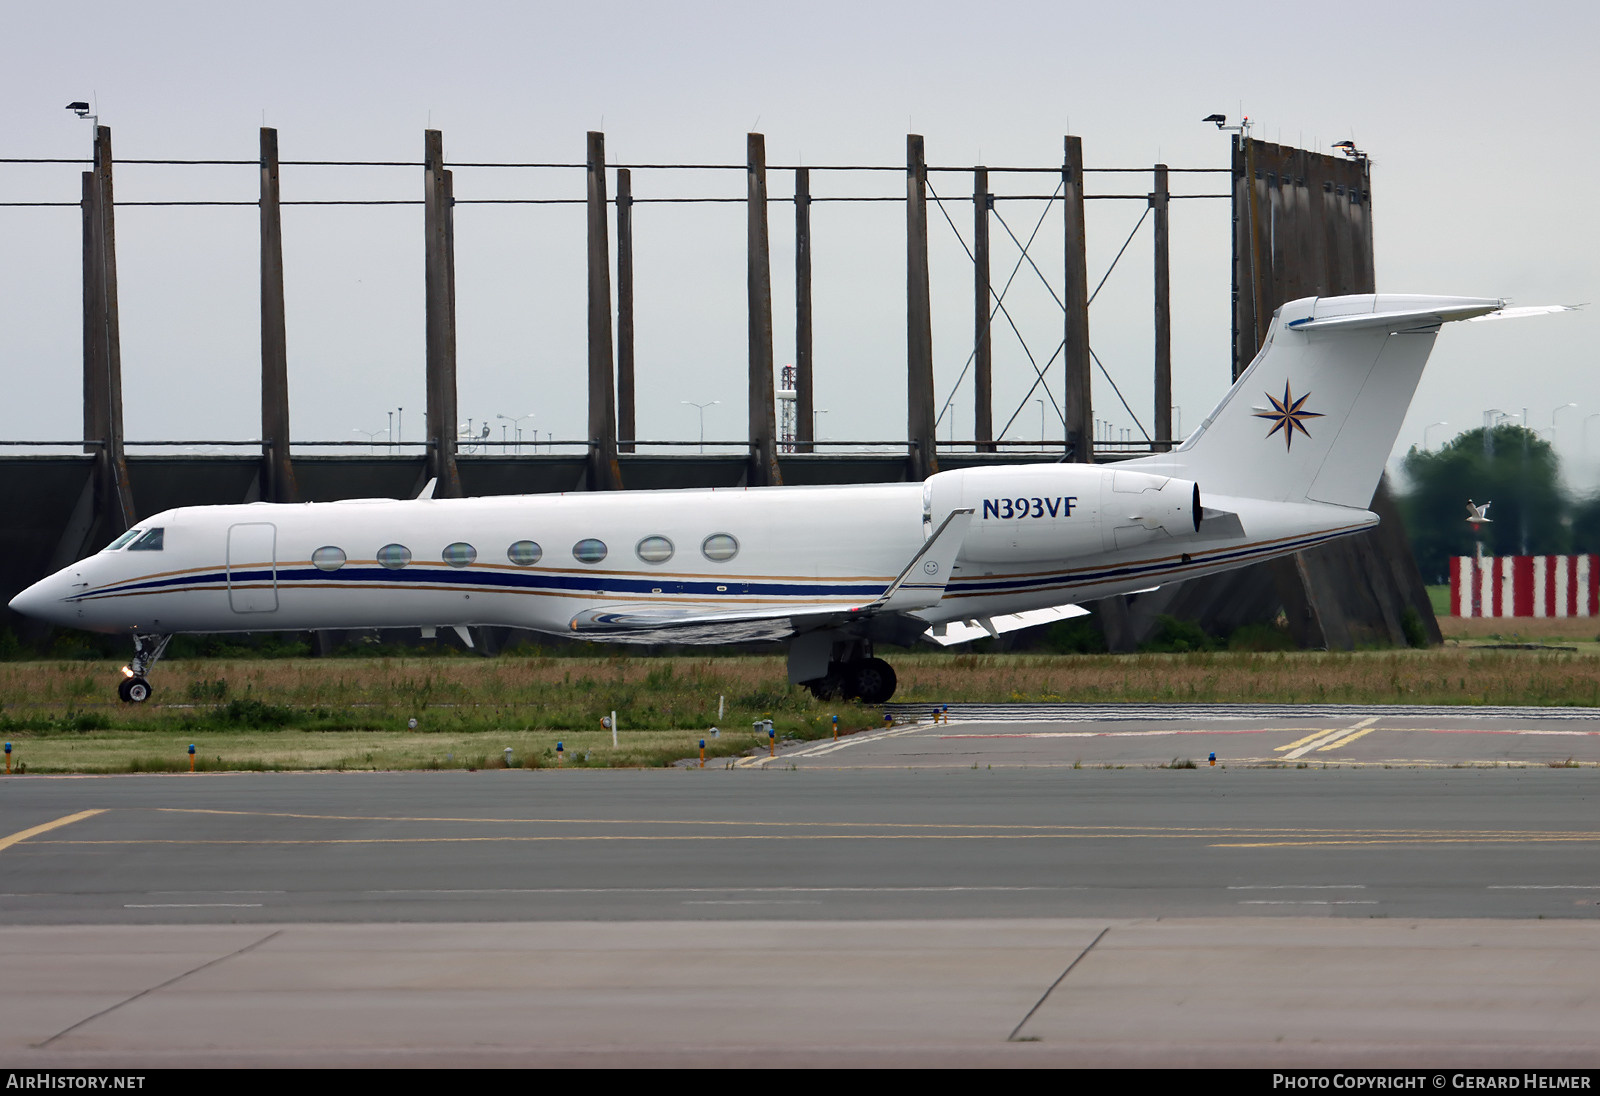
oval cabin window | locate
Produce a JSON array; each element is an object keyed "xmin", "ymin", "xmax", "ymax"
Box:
[
  {"xmin": 636, "ymin": 536, "xmax": 674, "ymax": 564},
  {"xmin": 701, "ymin": 533, "xmax": 739, "ymax": 562},
  {"xmin": 442, "ymin": 542, "xmax": 477, "ymax": 568},
  {"xmin": 377, "ymin": 544, "xmax": 411, "ymax": 570},
  {"xmin": 572, "ymin": 538, "xmax": 608, "ymax": 564},
  {"xmin": 311, "ymin": 546, "xmax": 346, "ymax": 572},
  {"xmin": 507, "ymin": 541, "xmax": 543, "ymax": 566}
]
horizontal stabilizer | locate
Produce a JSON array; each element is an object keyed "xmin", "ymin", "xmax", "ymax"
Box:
[
  {"xmin": 925, "ymin": 603, "xmax": 1090, "ymax": 647},
  {"xmin": 1286, "ymin": 300, "xmax": 1504, "ymax": 333},
  {"xmin": 1467, "ymin": 304, "xmax": 1583, "ymax": 323}
]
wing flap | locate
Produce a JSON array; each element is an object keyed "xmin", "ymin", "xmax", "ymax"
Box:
[
  {"xmin": 925, "ymin": 604, "xmax": 1090, "ymax": 647},
  {"xmin": 569, "ymin": 601, "xmax": 859, "ymax": 633}
]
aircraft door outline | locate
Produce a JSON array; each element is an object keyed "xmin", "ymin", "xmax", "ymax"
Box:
[{"xmin": 227, "ymin": 522, "xmax": 279, "ymax": 613}]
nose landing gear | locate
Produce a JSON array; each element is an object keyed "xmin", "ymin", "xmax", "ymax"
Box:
[
  {"xmin": 117, "ymin": 677, "xmax": 151, "ymax": 703},
  {"xmin": 117, "ymin": 633, "xmax": 171, "ymax": 703}
]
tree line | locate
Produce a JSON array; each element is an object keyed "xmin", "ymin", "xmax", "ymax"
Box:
[{"xmin": 1398, "ymin": 424, "xmax": 1600, "ymax": 583}]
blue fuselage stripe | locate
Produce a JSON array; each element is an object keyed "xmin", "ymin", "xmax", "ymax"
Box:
[{"xmin": 74, "ymin": 527, "xmax": 1359, "ymax": 606}]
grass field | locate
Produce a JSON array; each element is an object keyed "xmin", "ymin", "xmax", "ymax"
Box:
[{"xmin": 2, "ymin": 630, "xmax": 1599, "ymax": 773}]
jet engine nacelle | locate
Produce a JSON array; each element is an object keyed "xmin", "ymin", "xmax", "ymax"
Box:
[{"xmin": 924, "ymin": 465, "xmax": 1201, "ymax": 563}]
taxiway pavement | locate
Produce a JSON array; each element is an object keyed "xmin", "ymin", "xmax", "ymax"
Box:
[{"xmin": 2, "ymin": 705, "xmax": 1596, "ymax": 1067}]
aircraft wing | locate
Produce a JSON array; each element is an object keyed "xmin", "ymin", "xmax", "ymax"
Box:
[
  {"xmin": 858, "ymin": 508, "xmax": 974, "ymax": 613},
  {"xmin": 564, "ymin": 509, "xmax": 976, "ymax": 642}
]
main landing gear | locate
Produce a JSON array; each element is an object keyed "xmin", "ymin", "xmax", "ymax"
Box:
[
  {"xmin": 116, "ymin": 633, "xmax": 170, "ymax": 704},
  {"xmin": 795, "ymin": 636, "xmax": 899, "ymax": 704},
  {"xmin": 810, "ymin": 657, "xmax": 898, "ymax": 705}
]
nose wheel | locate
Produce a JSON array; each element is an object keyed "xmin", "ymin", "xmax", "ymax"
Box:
[
  {"xmin": 117, "ymin": 677, "xmax": 153, "ymax": 703},
  {"xmin": 116, "ymin": 633, "xmax": 170, "ymax": 703}
]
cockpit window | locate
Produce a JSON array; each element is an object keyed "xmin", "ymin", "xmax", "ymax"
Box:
[
  {"xmin": 106, "ymin": 529, "xmax": 142, "ymax": 551},
  {"xmin": 127, "ymin": 528, "xmax": 165, "ymax": 552}
]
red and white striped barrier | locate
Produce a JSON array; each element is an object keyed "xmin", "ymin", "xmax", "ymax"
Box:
[{"xmin": 1450, "ymin": 555, "xmax": 1598, "ymax": 617}]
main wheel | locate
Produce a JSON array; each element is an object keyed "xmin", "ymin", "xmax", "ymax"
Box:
[
  {"xmin": 118, "ymin": 677, "xmax": 152, "ymax": 704},
  {"xmin": 848, "ymin": 658, "xmax": 897, "ymax": 705},
  {"xmin": 807, "ymin": 664, "xmax": 851, "ymax": 701}
]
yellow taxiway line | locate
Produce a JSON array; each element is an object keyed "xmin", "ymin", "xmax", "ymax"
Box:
[{"xmin": 0, "ymin": 809, "xmax": 104, "ymax": 854}]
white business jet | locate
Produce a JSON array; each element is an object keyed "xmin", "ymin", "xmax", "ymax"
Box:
[{"xmin": 9, "ymin": 294, "xmax": 1572, "ymax": 704}]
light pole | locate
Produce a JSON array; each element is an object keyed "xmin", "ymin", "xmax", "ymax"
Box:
[
  {"xmin": 497, "ymin": 412, "xmax": 535, "ymax": 454},
  {"xmin": 1035, "ymin": 399, "xmax": 1045, "ymax": 445},
  {"xmin": 1551, "ymin": 402, "xmax": 1577, "ymax": 447},
  {"xmin": 1425, "ymin": 421, "xmax": 1449, "ymax": 450},
  {"xmin": 683, "ymin": 400, "xmax": 719, "ymax": 454},
  {"xmin": 813, "ymin": 409, "xmax": 829, "ymax": 440},
  {"xmin": 1483, "ymin": 408, "xmax": 1508, "ymax": 458},
  {"xmin": 353, "ymin": 427, "xmax": 383, "ymax": 453},
  {"xmin": 1519, "ymin": 407, "xmax": 1530, "ymax": 556}
]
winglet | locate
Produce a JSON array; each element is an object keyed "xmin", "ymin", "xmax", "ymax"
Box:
[
  {"xmin": 416, "ymin": 478, "xmax": 438, "ymax": 500},
  {"xmin": 860, "ymin": 508, "xmax": 973, "ymax": 614}
]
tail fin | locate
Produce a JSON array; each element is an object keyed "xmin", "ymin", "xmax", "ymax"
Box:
[{"xmin": 1139, "ymin": 294, "xmax": 1503, "ymax": 508}]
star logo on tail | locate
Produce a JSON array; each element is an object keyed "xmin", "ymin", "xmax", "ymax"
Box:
[{"xmin": 1253, "ymin": 381, "xmax": 1324, "ymax": 451}]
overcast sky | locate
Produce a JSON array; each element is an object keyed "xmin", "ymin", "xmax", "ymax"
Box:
[{"xmin": 2, "ymin": 0, "xmax": 1594, "ymax": 491}]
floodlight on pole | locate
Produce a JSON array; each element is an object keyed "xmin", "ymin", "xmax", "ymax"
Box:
[
  {"xmin": 682, "ymin": 400, "xmax": 719, "ymax": 453},
  {"xmin": 497, "ymin": 411, "xmax": 535, "ymax": 453},
  {"xmin": 1204, "ymin": 113, "xmax": 1251, "ymax": 136},
  {"xmin": 1332, "ymin": 139, "xmax": 1367, "ymax": 162},
  {"xmin": 1551, "ymin": 402, "xmax": 1577, "ymax": 445}
]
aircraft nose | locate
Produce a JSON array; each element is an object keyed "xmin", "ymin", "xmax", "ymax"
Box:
[{"xmin": 8, "ymin": 574, "xmax": 72, "ymax": 625}]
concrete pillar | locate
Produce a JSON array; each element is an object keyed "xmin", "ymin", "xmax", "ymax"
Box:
[
  {"xmin": 905, "ymin": 134, "xmax": 938, "ymax": 481},
  {"xmin": 82, "ymin": 172, "xmax": 106, "ymax": 457},
  {"xmin": 1061, "ymin": 135, "xmax": 1092, "ymax": 462},
  {"xmin": 83, "ymin": 127, "xmax": 134, "ymax": 534},
  {"xmin": 746, "ymin": 133, "xmax": 781, "ymax": 486},
  {"xmin": 973, "ymin": 167, "xmax": 994, "ymax": 453},
  {"xmin": 1234, "ymin": 137, "xmax": 1270, "ymax": 380},
  {"xmin": 1151, "ymin": 164, "xmax": 1172, "ymax": 451},
  {"xmin": 794, "ymin": 166, "xmax": 814, "ymax": 454},
  {"xmin": 259, "ymin": 128, "xmax": 297, "ymax": 502},
  {"xmin": 585, "ymin": 131, "xmax": 623, "ymax": 490},
  {"xmin": 423, "ymin": 129, "xmax": 462, "ymax": 498},
  {"xmin": 616, "ymin": 167, "xmax": 635, "ymax": 454},
  {"xmin": 1352, "ymin": 160, "xmax": 1376, "ymax": 293}
]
